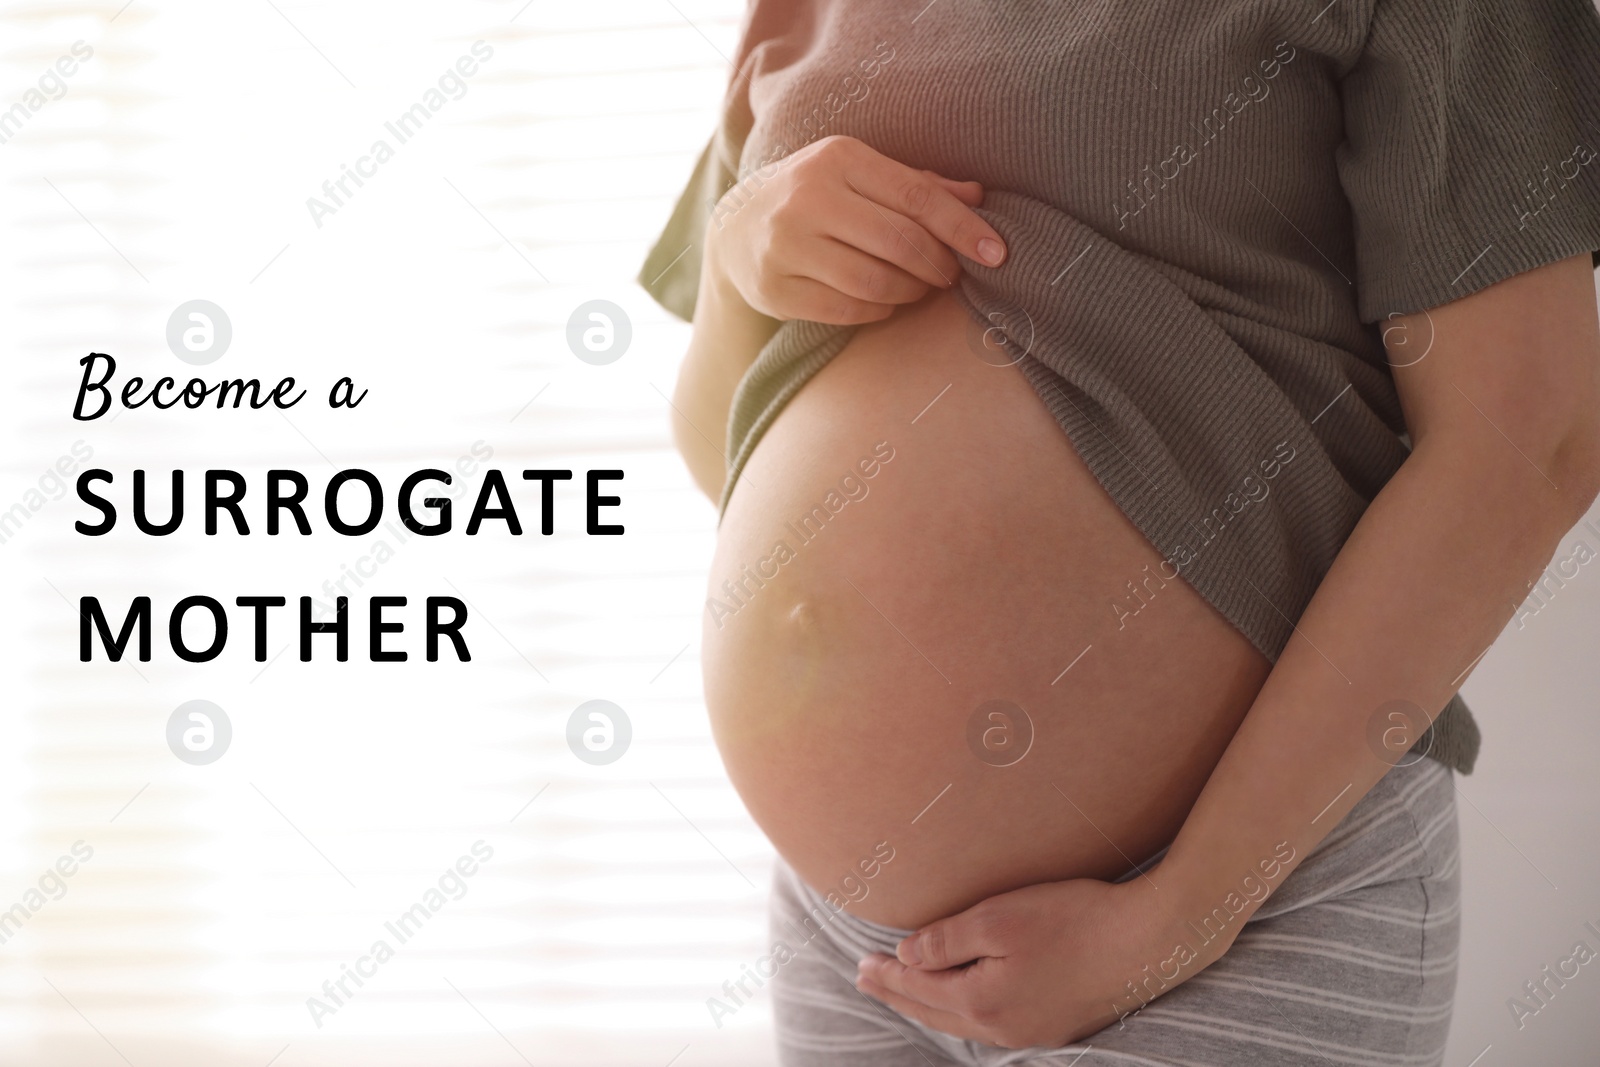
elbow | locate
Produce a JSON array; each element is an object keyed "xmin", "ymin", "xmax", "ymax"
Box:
[
  {"xmin": 1412, "ymin": 399, "xmax": 1600, "ymax": 533},
  {"xmin": 1551, "ymin": 413, "xmax": 1600, "ymax": 526}
]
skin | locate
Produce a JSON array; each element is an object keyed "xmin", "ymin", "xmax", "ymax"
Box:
[
  {"xmin": 701, "ymin": 287, "xmax": 1271, "ymax": 930},
  {"xmin": 854, "ymin": 253, "xmax": 1600, "ymax": 1047},
  {"xmin": 669, "ymin": 134, "xmax": 1005, "ymax": 499},
  {"xmin": 670, "ymin": 135, "xmax": 1600, "ymax": 1049}
]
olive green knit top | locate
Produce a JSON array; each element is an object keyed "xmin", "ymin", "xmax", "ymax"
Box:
[{"xmin": 640, "ymin": 0, "xmax": 1600, "ymax": 775}]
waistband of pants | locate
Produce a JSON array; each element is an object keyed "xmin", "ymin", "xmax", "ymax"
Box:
[
  {"xmin": 772, "ymin": 756, "xmax": 1452, "ymax": 959},
  {"xmin": 773, "ymin": 841, "xmax": 1170, "ymax": 962}
]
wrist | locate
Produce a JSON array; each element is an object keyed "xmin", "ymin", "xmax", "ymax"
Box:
[
  {"xmin": 1112, "ymin": 866, "xmax": 1251, "ymax": 1013},
  {"xmin": 1095, "ymin": 875, "xmax": 1235, "ymax": 1023},
  {"xmin": 1152, "ymin": 834, "xmax": 1301, "ymax": 939}
]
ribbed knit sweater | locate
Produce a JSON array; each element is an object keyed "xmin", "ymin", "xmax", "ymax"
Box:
[{"xmin": 640, "ymin": 0, "xmax": 1600, "ymax": 775}]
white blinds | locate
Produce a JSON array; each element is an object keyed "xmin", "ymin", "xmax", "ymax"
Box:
[{"xmin": 0, "ymin": 2, "xmax": 778, "ymax": 1063}]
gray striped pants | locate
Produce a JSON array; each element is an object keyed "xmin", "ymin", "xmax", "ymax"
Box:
[{"xmin": 769, "ymin": 757, "xmax": 1459, "ymax": 1066}]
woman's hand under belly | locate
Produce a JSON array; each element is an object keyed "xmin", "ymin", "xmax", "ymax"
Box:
[{"xmin": 704, "ymin": 288, "xmax": 1269, "ymax": 930}]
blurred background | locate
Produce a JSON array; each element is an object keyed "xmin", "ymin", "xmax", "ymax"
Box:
[{"xmin": 0, "ymin": 1, "xmax": 1595, "ymax": 1064}]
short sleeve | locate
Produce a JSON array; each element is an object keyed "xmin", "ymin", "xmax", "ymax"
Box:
[
  {"xmin": 636, "ymin": 127, "xmax": 740, "ymax": 322},
  {"xmin": 1336, "ymin": 0, "xmax": 1600, "ymax": 323}
]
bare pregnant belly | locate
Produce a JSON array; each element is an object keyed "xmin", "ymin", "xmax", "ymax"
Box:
[{"xmin": 704, "ymin": 288, "xmax": 1270, "ymax": 930}]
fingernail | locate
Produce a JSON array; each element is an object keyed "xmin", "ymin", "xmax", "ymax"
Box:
[
  {"xmin": 977, "ymin": 238, "xmax": 1005, "ymax": 266},
  {"xmin": 896, "ymin": 936, "xmax": 921, "ymax": 965}
]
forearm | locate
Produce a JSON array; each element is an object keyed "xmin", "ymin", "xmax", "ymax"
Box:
[
  {"xmin": 1158, "ymin": 423, "xmax": 1598, "ymax": 947},
  {"xmin": 669, "ymin": 225, "xmax": 782, "ymax": 502}
]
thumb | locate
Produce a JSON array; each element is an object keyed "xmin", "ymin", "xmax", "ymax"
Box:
[{"xmin": 896, "ymin": 906, "xmax": 996, "ymax": 970}]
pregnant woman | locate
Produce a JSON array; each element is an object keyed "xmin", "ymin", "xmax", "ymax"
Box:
[{"xmin": 641, "ymin": 2, "xmax": 1600, "ymax": 1063}]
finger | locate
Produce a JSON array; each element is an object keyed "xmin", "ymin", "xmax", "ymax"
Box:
[
  {"xmin": 797, "ymin": 238, "xmax": 933, "ymax": 305},
  {"xmin": 855, "ymin": 975, "xmax": 991, "ymax": 1044},
  {"xmin": 768, "ymin": 274, "xmax": 898, "ymax": 325},
  {"xmin": 841, "ymin": 153, "xmax": 1006, "ymax": 267},
  {"xmin": 926, "ymin": 172, "xmax": 984, "ymax": 207},
  {"xmin": 833, "ymin": 200, "xmax": 962, "ymax": 289},
  {"xmin": 897, "ymin": 907, "xmax": 1003, "ymax": 970},
  {"xmin": 859, "ymin": 951, "xmax": 996, "ymax": 1014}
]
